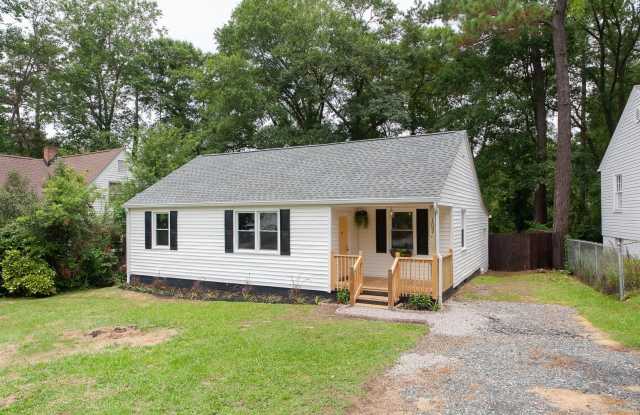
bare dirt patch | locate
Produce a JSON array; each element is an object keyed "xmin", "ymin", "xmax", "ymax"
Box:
[
  {"xmin": 65, "ymin": 325, "xmax": 177, "ymax": 349},
  {"xmin": 543, "ymin": 354, "xmax": 577, "ymax": 369},
  {"xmin": 574, "ymin": 315, "xmax": 627, "ymax": 351},
  {"xmin": 0, "ymin": 394, "xmax": 17, "ymax": 409},
  {"xmin": 3, "ymin": 326, "xmax": 177, "ymax": 368},
  {"xmin": 530, "ymin": 387, "xmax": 633, "ymax": 414},
  {"xmin": 0, "ymin": 343, "xmax": 18, "ymax": 368}
]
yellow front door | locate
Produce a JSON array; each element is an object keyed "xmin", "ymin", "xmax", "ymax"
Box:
[{"xmin": 339, "ymin": 216, "xmax": 349, "ymax": 254}]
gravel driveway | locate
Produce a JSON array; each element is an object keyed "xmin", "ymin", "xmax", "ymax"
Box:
[{"xmin": 350, "ymin": 301, "xmax": 640, "ymax": 414}]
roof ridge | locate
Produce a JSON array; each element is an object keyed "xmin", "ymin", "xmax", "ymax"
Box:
[
  {"xmin": 59, "ymin": 147, "xmax": 123, "ymax": 158},
  {"xmin": 200, "ymin": 130, "xmax": 465, "ymax": 158}
]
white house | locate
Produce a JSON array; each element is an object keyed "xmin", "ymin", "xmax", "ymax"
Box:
[
  {"xmin": 599, "ymin": 85, "xmax": 640, "ymax": 257},
  {"xmin": 124, "ymin": 131, "xmax": 489, "ymax": 306},
  {"xmin": 0, "ymin": 146, "xmax": 130, "ymax": 214}
]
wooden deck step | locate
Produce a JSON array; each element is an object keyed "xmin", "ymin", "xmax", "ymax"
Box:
[
  {"xmin": 361, "ymin": 289, "xmax": 388, "ymax": 297},
  {"xmin": 354, "ymin": 303, "xmax": 388, "ymax": 309},
  {"xmin": 357, "ymin": 294, "xmax": 388, "ymax": 303}
]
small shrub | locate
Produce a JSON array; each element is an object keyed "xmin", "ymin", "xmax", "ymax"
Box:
[
  {"xmin": 405, "ymin": 294, "xmax": 439, "ymax": 311},
  {"xmin": 336, "ymin": 288, "xmax": 349, "ymax": 304},
  {"xmin": 80, "ymin": 247, "xmax": 118, "ymax": 287},
  {"xmin": 1, "ymin": 250, "xmax": 56, "ymax": 296}
]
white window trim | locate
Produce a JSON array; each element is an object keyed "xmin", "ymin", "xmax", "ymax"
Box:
[
  {"xmin": 153, "ymin": 211, "xmax": 170, "ymax": 249},
  {"xmin": 387, "ymin": 208, "xmax": 419, "ymax": 256},
  {"xmin": 614, "ymin": 174, "xmax": 623, "ymax": 212},
  {"xmin": 460, "ymin": 208, "xmax": 467, "ymax": 251},
  {"xmin": 117, "ymin": 159, "xmax": 127, "ymax": 173},
  {"xmin": 107, "ymin": 181, "xmax": 121, "ymax": 204},
  {"xmin": 235, "ymin": 210, "xmax": 280, "ymax": 254}
]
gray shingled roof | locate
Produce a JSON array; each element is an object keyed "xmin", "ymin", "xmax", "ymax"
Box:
[{"xmin": 124, "ymin": 131, "xmax": 467, "ymax": 207}]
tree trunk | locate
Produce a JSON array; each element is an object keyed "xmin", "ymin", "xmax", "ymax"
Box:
[
  {"xmin": 531, "ymin": 47, "xmax": 548, "ymax": 225},
  {"xmin": 551, "ymin": 0, "xmax": 572, "ymax": 268},
  {"xmin": 133, "ymin": 88, "xmax": 140, "ymax": 156}
]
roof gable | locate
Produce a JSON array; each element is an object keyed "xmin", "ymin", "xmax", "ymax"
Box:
[
  {"xmin": 599, "ymin": 85, "xmax": 640, "ymax": 171},
  {"xmin": 56, "ymin": 148, "xmax": 123, "ymax": 183},
  {"xmin": 125, "ymin": 131, "xmax": 467, "ymax": 207},
  {"xmin": 0, "ymin": 147, "xmax": 125, "ymax": 195}
]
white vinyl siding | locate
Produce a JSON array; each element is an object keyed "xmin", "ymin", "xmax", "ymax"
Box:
[
  {"xmin": 600, "ymin": 86, "xmax": 640, "ymax": 249},
  {"xmin": 129, "ymin": 205, "xmax": 331, "ymax": 292},
  {"xmin": 91, "ymin": 150, "xmax": 129, "ymax": 213},
  {"xmin": 440, "ymin": 140, "xmax": 489, "ymax": 286}
]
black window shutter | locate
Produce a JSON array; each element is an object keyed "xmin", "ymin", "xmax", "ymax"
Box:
[
  {"xmin": 144, "ymin": 211, "xmax": 152, "ymax": 249},
  {"xmin": 280, "ymin": 209, "xmax": 290, "ymax": 255},
  {"xmin": 416, "ymin": 209, "xmax": 429, "ymax": 255},
  {"xmin": 170, "ymin": 211, "xmax": 178, "ymax": 250},
  {"xmin": 224, "ymin": 210, "xmax": 234, "ymax": 253},
  {"xmin": 375, "ymin": 209, "xmax": 387, "ymax": 253}
]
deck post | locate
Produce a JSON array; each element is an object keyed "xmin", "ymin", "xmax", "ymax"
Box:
[
  {"xmin": 349, "ymin": 265, "xmax": 355, "ymax": 305},
  {"xmin": 434, "ymin": 203, "xmax": 443, "ymax": 304},
  {"xmin": 387, "ymin": 268, "xmax": 394, "ymax": 308}
]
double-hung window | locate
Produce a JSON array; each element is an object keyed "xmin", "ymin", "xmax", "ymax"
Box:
[
  {"xmin": 155, "ymin": 212, "xmax": 169, "ymax": 247},
  {"xmin": 391, "ymin": 211, "xmax": 413, "ymax": 251},
  {"xmin": 615, "ymin": 174, "xmax": 623, "ymax": 211},
  {"xmin": 237, "ymin": 211, "xmax": 279, "ymax": 252}
]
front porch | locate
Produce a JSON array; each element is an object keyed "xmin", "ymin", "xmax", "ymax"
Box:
[
  {"xmin": 329, "ymin": 204, "xmax": 454, "ymax": 307},
  {"xmin": 331, "ymin": 252, "xmax": 454, "ymax": 307}
]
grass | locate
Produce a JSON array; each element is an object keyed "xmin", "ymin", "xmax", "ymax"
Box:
[
  {"xmin": 0, "ymin": 288, "xmax": 425, "ymax": 414},
  {"xmin": 457, "ymin": 272, "xmax": 640, "ymax": 349}
]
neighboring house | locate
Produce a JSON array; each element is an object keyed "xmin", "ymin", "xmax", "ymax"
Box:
[
  {"xmin": 599, "ymin": 85, "xmax": 640, "ymax": 257},
  {"xmin": 0, "ymin": 146, "xmax": 130, "ymax": 213},
  {"xmin": 124, "ymin": 131, "xmax": 489, "ymax": 306}
]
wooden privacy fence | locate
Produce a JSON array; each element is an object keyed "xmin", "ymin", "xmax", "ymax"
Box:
[{"xmin": 489, "ymin": 232, "xmax": 553, "ymax": 271}]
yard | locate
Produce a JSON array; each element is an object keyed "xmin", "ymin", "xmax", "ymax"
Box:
[{"xmin": 0, "ymin": 288, "xmax": 424, "ymax": 414}]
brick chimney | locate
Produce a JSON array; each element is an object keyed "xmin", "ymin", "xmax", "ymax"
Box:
[{"xmin": 43, "ymin": 145, "xmax": 58, "ymax": 166}]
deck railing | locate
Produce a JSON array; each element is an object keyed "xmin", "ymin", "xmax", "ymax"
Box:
[
  {"xmin": 442, "ymin": 250, "xmax": 454, "ymax": 291},
  {"xmin": 388, "ymin": 250, "xmax": 454, "ymax": 307},
  {"xmin": 349, "ymin": 253, "xmax": 364, "ymax": 305},
  {"xmin": 388, "ymin": 255, "xmax": 401, "ymax": 306},
  {"xmin": 332, "ymin": 252, "xmax": 364, "ymax": 304},
  {"xmin": 332, "ymin": 254, "xmax": 359, "ymax": 291}
]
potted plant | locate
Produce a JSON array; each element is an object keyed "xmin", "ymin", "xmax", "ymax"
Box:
[{"xmin": 354, "ymin": 210, "xmax": 368, "ymax": 228}]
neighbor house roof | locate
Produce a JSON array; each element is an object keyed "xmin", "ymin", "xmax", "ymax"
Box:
[
  {"xmin": 125, "ymin": 131, "xmax": 467, "ymax": 208},
  {"xmin": 0, "ymin": 148, "xmax": 124, "ymax": 196}
]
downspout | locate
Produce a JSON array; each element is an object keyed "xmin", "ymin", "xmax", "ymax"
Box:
[
  {"xmin": 434, "ymin": 203, "xmax": 443, "ymax": 304},
  {"xmin": 125, "ymin": 207, "xmax": 131, "ymax": 285}
]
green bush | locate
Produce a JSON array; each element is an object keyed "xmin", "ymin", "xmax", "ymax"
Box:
[
  {"xmin": 1, "ymin": 250, "xmax": 56, "ymax": 296},
  {"xmin": 405, "ymin": 294, "xmax": 439, "ymax": 311},
  {"xmin": 0, "ymin": 165, "xmax": 121, "ymax": 295},
  {"xmin": 336, "ymin": 288, "xmax": 350, "ymax": 304}
]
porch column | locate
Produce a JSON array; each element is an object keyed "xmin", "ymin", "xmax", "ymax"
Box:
[{"xmin": 434, "ymin": 203, "xmax": 443, "ymax": 304}]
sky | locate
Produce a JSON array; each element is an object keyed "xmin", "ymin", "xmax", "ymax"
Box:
[{"xmin": 155, "ymin": 0, "xmax": 418, "ymax": 53}]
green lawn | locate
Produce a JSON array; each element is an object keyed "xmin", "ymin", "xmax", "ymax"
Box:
[
  {"xmin": 0, "ymin": 288, "xmax": 424, "ymax": 414},
  {"xmin": 457, "ymin": 272, "xmax": 640, "ymax": 349}
]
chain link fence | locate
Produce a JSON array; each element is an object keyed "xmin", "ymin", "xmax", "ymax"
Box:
[{"xmin": 566, "ymin": 238, "xmax": 640, "ymax": 299}]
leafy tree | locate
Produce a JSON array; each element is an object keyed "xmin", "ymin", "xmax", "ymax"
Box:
[
  {"xmin": 130, "ymin": 123, "xmax": 200, "ymax": 189},
  {"xmin": 0, "ymin": 0, "xmax": 59, "ymax": 157},
  {"xmin": 0, "ymin": 171, "xmax": 37, "ymax": 227},
  {"xmin": 54, "ymin": 0, "xmax": 161, "ymax": 150}
]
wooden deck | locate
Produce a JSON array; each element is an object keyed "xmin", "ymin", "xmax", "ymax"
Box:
[{"xmin": 332, "ymin": 252, "xmax": 454, "ymax": 307}]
